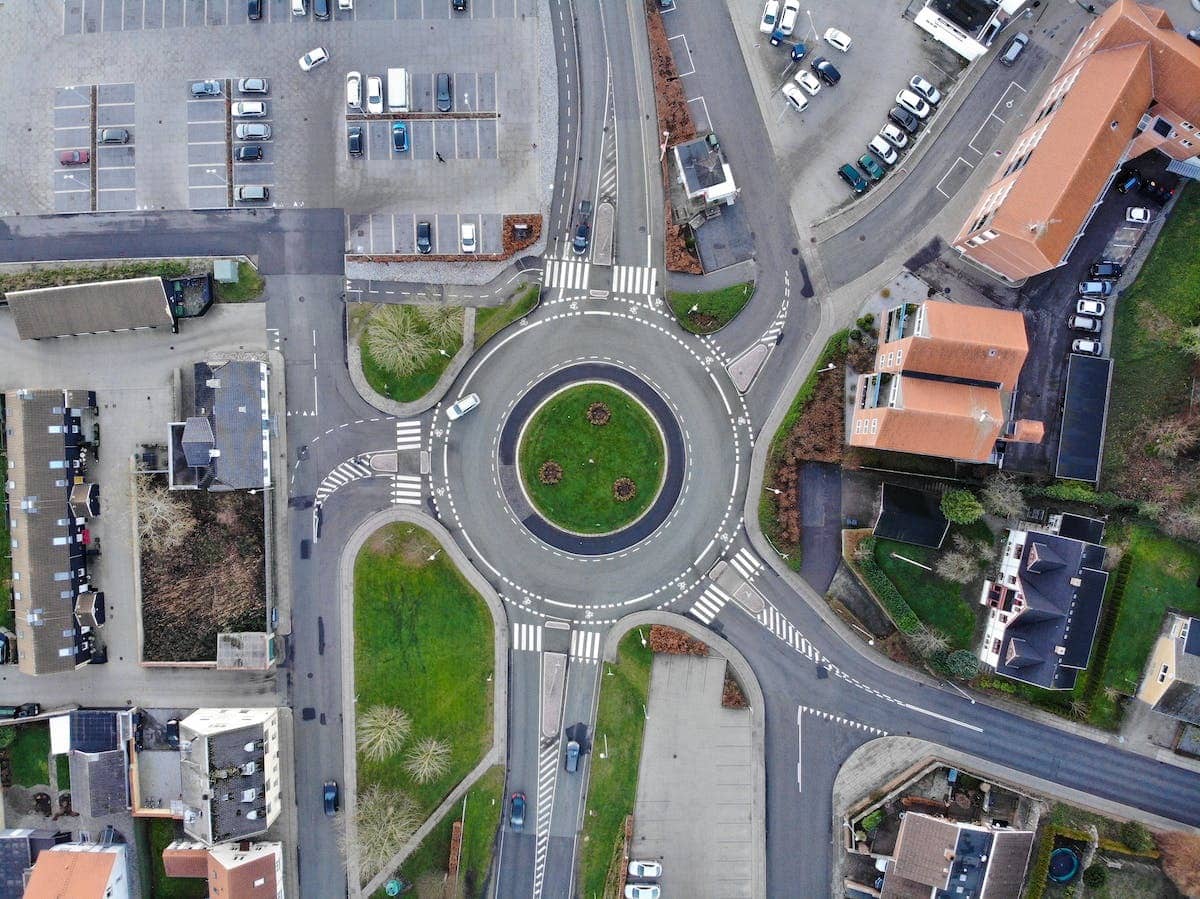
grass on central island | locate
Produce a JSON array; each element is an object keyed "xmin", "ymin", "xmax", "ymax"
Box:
[{"xmin": 518, "ymin": 383, "xmax": 665, "ymax": 534}]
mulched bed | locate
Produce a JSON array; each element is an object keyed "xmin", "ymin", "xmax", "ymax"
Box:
[{"xmin": 649, "ymin": 625, "xmax": 708, "ymax": 656}]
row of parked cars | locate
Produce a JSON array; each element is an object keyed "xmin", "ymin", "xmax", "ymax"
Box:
[
  {"xmin": 837, "ymin": 75, "xmax": 940, "ymax": 194},
  {"xmin": 1068, "ymin": 258, "xmax": 1125, "ymax": 356},
  {"xmin": 189, "ymin": 78, "xmax": 275, "ymax": 200}
]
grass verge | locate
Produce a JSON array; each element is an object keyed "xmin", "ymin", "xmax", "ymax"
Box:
[
  {"xmin": 578, "ymin": 632, "xmax": 653, "ymax": 898},
  {"xmin": 474, "ymin": 284, "xmax": 540, "ymax": 349},
  {"xmin": 213, "ymin": 261, "xmax": 265, "ymax": 302},
  {"xmin": 145, "ymin": 818, "xmax": 208, "ymax": 899},
  {"xmin": 359, "ymin": 306, "xmax": 463, "ymax": 404},
  {"xmin": 0, "ymin": 261, "xmax": 191, "ymax": 298},
  {"xmin": 354, "ymin": 523, "xmax": 494, "ymax": 815},
  {"xmin": 667, "ymin": 281, "xmax": 754, "ymax": 334},
  {"xmin": 519, "ymin": 383, "xmax": 665, "ymax": 534},
  {"xmin": 9, "ymin": 723, "xmax": 50, "ymax": 787},
  {"xmin": 0, "ymin": 449, "xmax": 9, "ymax": 632}
]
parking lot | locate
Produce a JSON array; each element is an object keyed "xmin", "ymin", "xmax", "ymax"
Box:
[
  {"xmin": 52, "ymin": 86, "xmax": 94, "ymax": 213},
  {"xmin": 96, "ymin": 83, "xmax": 138, "ymax": 211},
  {"xmin": 347, "ymin": 211, "xmax": 503, "ymax": 255}
]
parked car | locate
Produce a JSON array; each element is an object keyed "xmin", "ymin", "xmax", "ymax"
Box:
[
  {"xmin": 234, "ymin": 145, "xmax": 263, "ymax": 161},
  {"xmin": 509, "ymin": 792, "xmax": 526, "ymax": 831},
  {"xmin": 999, "ymin": 31, "xmax": 1029, "ymax": 66},
  {"xmin": 1089, "ymin": 260, "xmax": 1123, "ymax": 280},
  {"xmin": 624, "ymin": 886, "xmax": 660, "ymax": 899},
  {"xmin": 888, "ymin": 105, "xmax": 921, "ymax": 134},
  {"xmin": 323, "ymin": 781, "xmax": 338, "ymax": 816},
  {"xmin": 895, "ymin": 88, "xmax": 931, "ymax": 118},
  {"xmin": 235, "ymin": 122, "xmax": 271, "ymax": 140},
  {"xmin": 190, "ymin": 80, "xmax": 221, "ymax": 97},
  {"xmin": 235, "ymin": 185, "xmax": 269, "ymax": 202},
  {"xmin": 460, "ymin": 220, "xmax": 476, "ymax": 253},
  {"xmin": 629, "ymin": 860, "xmax": 663, "ymax": 879},
  {"xmin": 794, "ymin": 70, "xmax": 821, "ymax": 96},
  {"xmin": 823, "ymin": 27, "xmax": 851, "ymax": 52},
  {"xmin": 231, "ymin": 101, "xmax": 266, "ymax": 117},
  {"xmin": 1068, "ymin": 314, "xmax": 1102, "ymax": 333},
  {"xmin": 347, "ymin": 125, "xmax": 363, "ymax": 157},
  {"xmin": 868, "ymin": 134, "xmax": 897, "ymax": 166},
  {"xmin": 858, "ymin": 154, "xmax": 885, "ymax": 182},
  {"xmin": 291, "ymin": 0, "xmax": 306, "ymax": 14},
  {"xmin": 759, "ymin": 0, "xmax": 780, "ymax": 34},
  {"xmin": 299, "ymin": 47, "xmax": 329, "ymax": 72},
  {"xmin": 908, "ymin": 74, "xmax": 940, "ymax": 105},
  {"xmin": 452, "ymin": 0, "xmax": 467, "ymax": 10},
  {"xmin": 838, "ymin": 163, "xmax": 868, "ymax": 194},
  {"xmin": 366, "ymin": 75, "xmax": 384, "ymax": 114},
  {"xmin": 1078, "ymin": 281, "xmax": 1113, "ymax": 299},
  {"xmin": 790, "ymin": 42, "xmax": 807, "ymax": 62},
  {"xmin": 339, "ymin": 0, "xmax": 354, "ymax": 8},
  {"xmin": 345, "ymin": 72, "xmax": 362, "ymax": 110},
  {"xmin": 1189, "ymin": 27, "xmax": 1200, "ymax": 47},
  {"xmin": 1072, "ymin": 338, "xmax": 1103, "ymax": 356},
  {"xmin": 1140, "ymin": 176, "xmax": 1177, "ymax": 204},
  {"xmin": 391, "ymin": 121, "xmax": 408, "ymax": 152},
  {"xmin": 313, "ymin": 0, "xmax": 330, "ymax": 18},
  {"xmin": 879, "ymin": 122, "xmax": 908, "ymax": 150},
  {"xmin": 238, "ymin": 77, "xmax": 268, "ymax": 94},
  {"xmin": 59, "ymin": 149, "xmax": 89, "ymax": 166},
  {"xmin": 416, "ymin": 220, "xmax": 432, "ymax": 254},
  {"xmin": 778, "ymin": 0, "xmax": 800, "ymax": 36},
  {"xmin": 781, "ymin": 82, "xmax": 808, "ymax": 113},
  {"xmin": 1114, "ymin": 167, "xmax": 1141, "ymax": 194},
  {"xmin": 810, "ymin": 56, "xmax": 841, "ymax": 86},
  {"xmin": 564, "ymin": 740, "xmax": 580, "ymax": 772},
  {"xmin": 1076, "ymin": 298, "xmax": 1106, "ymax": 317},
  {"xmin": 436, "ymin": 72, "xmax": 453, "ymax": 111},
  {"xmin": 248, "ymin": 0, "xmax": 262, "ymax": 19},
  {"xmin": 0, "ymin": 705, "xmax": 39, "ymax": 720},
  {"xmin": 98, "ymin": 128, "xmax": 129, "ymax": 144},
  {"xmin": 1126, "ymin": 206, "xmax": 1152, "ymax": 224}
]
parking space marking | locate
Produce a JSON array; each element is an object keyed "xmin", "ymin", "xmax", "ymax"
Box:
[
  {"xmin": 968, "ymin": 81, "xmax": 1027, "ymax": 156},
  {"xmin": 688, "ymin": 95, "xmax": 712, "ymax": 135},
  {"xmin": 935, "ymin": 157, "xmax": 974, "ymax": 199},
  {"xmin": 667, "ymin": 34, "xmax": 695, "ymax": 77}
]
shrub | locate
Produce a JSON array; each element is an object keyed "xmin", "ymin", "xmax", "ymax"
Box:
[
  {"xmin": 538, "ymin": 461, "xmax": 563, "ymax": 485},
  {"xmin": 946, "ymin": 649, "xmax": 980, "ymax": 680},
  {"xmin": 940, "ymin": 489, "xmax": 984, "ymax": 524},
  {"xmin": 0, "ymin": 728, "xmax": 13, "ymax": 750},
  {"xmin": 852, "ymin": 538, "xmax": 921, "ymax": 633},
  {"xmin": 1120, "ymin": 820, "xmax": 1153, "ymax": 853},
  {"xmin": 1082, "ymin": 865, "xmax": 1107, "ymax": 888},
  {"xmin": 612, "ymin": 478, "xmax": 637, "ymax": 502},
  {"xmin": 861, "ymin": 809, "xmax": 885, "ymax": 834}
]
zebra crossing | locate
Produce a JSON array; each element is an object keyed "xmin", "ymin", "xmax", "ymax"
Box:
[
  {"xmin": 512, "ymin": 622, "xmax": 543, "ymax": 652},
  {"xmin": 569, "ymin": 629, "xmax": 602, "ymax": 662},
  {"xmin": 728, "ymin": 547, "xmax": 762, "ymax": 581},
  {"xmin": 690, "ymin": 583, "xmax": 732, "ymax": 625},
  {"xmin": 395, "ymin": 420, "xmax": 422, "ymax": 451},
  {"xmin": 543, "ymin": 257, "xmax": 591, "ymax": 291},
  {"xmin": 758, "ymin": 601, "xmax": 821, "ymax": 662},
  {"xmin": 391, "ymin": 474, "xmax": 422, "ymax": 506},
  {"xmin": 532, "ymin": 743, "xmax": 559, "ymax": 898},
  {"xmin": 612, "ymin": 264, "xmax": 658, "ymax": 297},
  {"xmin": 799, "ymin": 704, "xmax": 888, "ymax": 737},
  {"xmin": 315, "ymin": 457, "xmax": 373, "ymax": 505}
]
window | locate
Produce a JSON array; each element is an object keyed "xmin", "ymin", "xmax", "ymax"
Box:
[
  {"xmin": 1183, "ymin": 121, "xmax": 1194, "ymax": 131},
  {"xmin": 870, "ymin": 418, "xmax": 879, "ymax": 434},
  {"xmin": 1182, "ymin": 139, "xmax": 1194, "ymax": 149},
  {"xmin": 1158, "ymin": 663, "xmax": 1170, "ymax": 683},
  {"xmin": 49, "ymin": 460, "xmax": 65, "ymax": 470}
]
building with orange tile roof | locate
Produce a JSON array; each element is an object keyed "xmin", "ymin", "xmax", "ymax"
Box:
[
  {"xmin": 849, "ymin": 300, "xmax": 1042, "ymax": 463},
  {"xmin": 22, "ymin": 843, "xmax": 129, "ymax": 899},
  {"xmin": 163, "ymin": 840, "xmax": 284, "ymax": 898},
  {"xmin": 953, "ymin": 0, "xmax": 1200, "ymax": 281}
]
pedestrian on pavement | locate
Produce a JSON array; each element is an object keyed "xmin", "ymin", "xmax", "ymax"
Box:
[{"xmin": 435, "ymin": 152, "xmax": 445, "ymax": 163}]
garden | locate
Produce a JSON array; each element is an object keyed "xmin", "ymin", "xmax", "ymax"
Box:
[
  {"xmin": 356, "ymin": 304, "xmax": 465, "ymax": 404},
  {"xmin": 518, "ymin": 383, "xmax": 665, "ymax": 534}
]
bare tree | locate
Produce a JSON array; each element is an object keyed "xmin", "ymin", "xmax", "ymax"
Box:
[
  {"xmin": 908, "ymin": 627, "xmax": 950, "ymax": 656},
  {"xmin": 1146, "ymin": 415, "xmax": 1199, "ymax": 459},
  {"xmin": 1180, "ymin": 323, "xmax": 1200, "ymax": 359},
  {"xmin": 404, "ymin": 736, "xmax": 451, "ymax": 784},
  {"xmin": 981, "ymin": 474, "xmax": 1025, "ymax": 519},
  {"xmin": 935, "ymin": 533, "xmax": 991, "ymax": 584},
  {"xmin": 1161, "ymin": 505, "xmax": 1200, "ymax": 543},
  {"xmin": 1069, "ymin": 699, "xmax": 1089, "ymax": 720},
  {"xmin": 136, "ymin": 479, "xmax": 196, "ymax": 550},
  {"xmin": 356, "ymin": 705, "xmax": 412, "ymax": 762},
  {"xmin": 415, "ymin": 304, "xmax": 465, "ymax": 345},
  {"xmin": 365, "ymin": 305, "xmax": 434, "ymax": 377},
  {"xmin": 338, "ymin": 784, "xmax": 420, "ymax": 881}
]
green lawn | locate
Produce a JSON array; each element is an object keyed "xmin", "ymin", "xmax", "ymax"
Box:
[
  {"xmin": 474, "ymin": 284, "xmax": 540, "ymax": 349},
  {"xmin": 145, "ymin": 818, "xmax": 208, "ymax": 899},
  {"xmin": 359, "ymin": 305, "xmax": 464, "ymax": 404},
  {"xmin": 8, "ymin": 723, "xmax": 50, "ymax": 787},
  {"xmin": 578, "ymin": 632, "xmax": 653, "ymax": 899},
  {"xmin": 1105, "ymin": 182, "xmax": 1200, "ymax": 483},
  {"xmin": 213, "ymin": 261, "xmax": 265, "ymax": 303},
  {"xmin": 519, "ymin": 384, "xmax": 665, "ymax": 534},
  {"xmin": 1102, "ymin": 525, "xmax": 1200, "ymax": 695},
  {"xmin": 354, "ymin": 523, "xmax": 494, "ymax": 815},
  {"xmin": 55, "ymin": 753, "xmax": 70, "ymax": 790},
  {"xmin": 381, "ymin": 765, "xmax": 505, "ymax": 898},
  {"xmin": 667, "ymin": 281, "xmax": 755, "ymax": 334},
  {"xmin": 0, "ymin": 261, "xmax": 191, "ymax": 298}
]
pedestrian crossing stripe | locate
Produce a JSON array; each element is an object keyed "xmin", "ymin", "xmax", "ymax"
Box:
[
  {"xmin": 612, "ymin": 264, "xmax": 658, "ymax": 296},
  {"xmin": 690, "ymin": 583, "xmax": 732, "ymax": 624},
  {"xmin": 758, "ymin": 602, "xmax": 820, "ymax": 662},
  {"xmin": 391, "ymin": 474, "xmax": 422, "ymax": 507},
  {"xmin": 512, "ymin": 622, "xmax": 543, "ymax": 652},
  {"xmin": 728, "ymin": 547, "xmax": 762, "ymax": 581},
  {"xmin": 315, "ymin": 458, "xmax": 373, "ymax": 504},
  {"xmin": 569, "ymin": 629, "xmax": 602, "ymax": 662},
  {"xmin": 395, "ymin": 420, "xmax": 422, "ymax": 451},
  {"xmin": 543, "ymin": 257, "xmax": 590, "ymax": 291}
]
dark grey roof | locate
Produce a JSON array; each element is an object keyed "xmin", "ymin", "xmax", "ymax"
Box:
[
  {"xmin": 1155, "ymin": 681, "xmax": 1200, "ymax": 727},
  {"xmin": 1055, "ymin": 355, "xmax": 1112, "ymax": 484},
  {"xmin": 1186, "ymin": 619, "xmax": 1200, "ymax": 658},
  {"xmin": 981, "ymin": 829, "xmax": 1036, "ymax": 899},
  {"xmin": 675, "ymin": 137, "xmax": 730, "ymax": 196},
  {"xmin": 7, "ymin": 277, "xmax": 174, "ymax": 340},
  {"xmin": 1056, "ymin": 513, "xmax": 1105, "ymax": 545},
  {"xmin": 929, "ymin": 0, "xmax": 996, "ymax": 36},
  {"xmin": 176, "ymin": 361, "xmax": 271, "ymax": 491},
  {"xmin": 180, "ymin": 417, "xmax": 215, "ymax": 468},
  {"xmin": 69, "ymin": 710, "xmax": 120, "ymax": 753},
  {"xmin": 0, "ymin": 830, "xmax": 70, "ymax": 899},
  {"xmin": 68, "ymin": 749, "xmax": 129, "ymax": 817},
  {"xmin": 181, "ymin": 719, "xmax": 270, "ymax": 844},
  {"xmin": 873, "ymin": 483, "xmax": 950, "ymax": 549}
]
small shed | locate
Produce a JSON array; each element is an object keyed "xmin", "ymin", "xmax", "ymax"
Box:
[
  {"xmin": 872, "ymin": 483, "xmax": 950, "ymax": 549},
  {"xmin": 213, "ymin": 259, "xmax": 239, "ymax": 284}
]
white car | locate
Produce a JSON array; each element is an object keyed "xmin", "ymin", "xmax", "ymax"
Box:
[
  {"xmin": 624, "ymin": 886, "xmax": 660, "ymax": 899},
  {"xmin": 446, "ymin": 393, "xmax": 480, "ymax": 421},
  {"xmin": 366, "ymin": 75, "xmax": 384, "ymax": 115},
  {"xmin": 909, "ymin": 74, "xmax": 941, "ymax": 105},
  {"xmin": 781, "ymin": 82, "xmax": 808, "ymax": 113},
  {"xmin": 759, "ymin": 0, "xmax": 780, "ymax": 33},
  {"xmin": 345, "ymin": 72, "xmax": 362, "ymax": 110},
  {"xmin": 795, "ymin": 71, "xmax": 821, "ymax": 96},
  {"xmin": 1126, "ymin": 206, "xmax": 1151, "ymax": 223},
  {"xmin": 231, "ymin": 101, "xmax": 266, "ymax": 117},
  {"xmin": 1072, "ymin": 339, "xmax": 1103, "ymax": 356},
  {"xmin": 895, "ymin": 89, "xmax": 931, "ymax": 119},
  {"xmin": 778, "ymin": 0, "xmax": 800, "ymax": 35},
  {"xmin": 869, "ymin": 134, "xmax": 898, "ymax": 166},
  {"xmin": 460, "ymin": 221, "xmax": 477, "ymax": 253},
  {"xmin": 291, "ymin": 0, "xmax": 306, "ymax": 14},
  {"xmin": 298, "ymin": 47, "xmax": 329, "ymax": 72},
  {"xmin": 338, "ymin": 0, "xmax": 353, "ymax": 8},
  {"xmin": 879, "ymin": 122, "xmax": 908, "ymax": 149},
  {"xmin": 824, "ymin": 27, "xmax": 852, "ymax": 52},
  {"xmin": 628, "ymin": 860, "xmax": 663, "ymax": 879},
  {"xmin": 1076, "ymin": 298, "xmax": 1106, "ymax": 317}
]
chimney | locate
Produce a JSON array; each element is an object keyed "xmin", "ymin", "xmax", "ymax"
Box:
[{"xmin": 1001, "ymin": 419, "xmax": 1044, "ymax": 445}]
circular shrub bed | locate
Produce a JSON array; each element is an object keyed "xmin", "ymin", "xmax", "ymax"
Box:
[{"xmin": 518, "ymin": 383, "xmax": 665, "ymax": 534}]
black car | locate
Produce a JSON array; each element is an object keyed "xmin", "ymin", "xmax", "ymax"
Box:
[
  {"xmin": 838, "ymin": 163, "xmax": 869, "ymax": 195},
  {"xmin": 324, "ymin": 781, "xmax": 339, "ymax": 816},
  {"xmin": 1114, "ymin": 167, "xmax": 1141, "ymax": 194},
  {"xmin": 573, "ymin": 199, "xmax": 592, "ymax": 255},
  {"xmin": 416, "ymin": 220, "xmax": 433, "ymax": 254},
  {"xmin": 810, "ymin": 56, "xmax": 841, "ymax": 86},
  {"xmin": 347, "ymin": 126, "xmax": 363, "ymax": 158},
  {"xmin": 314, "ymin": 0, "xmax": 330, "ymax": 19},
  {"xmin": 235, "ymin": 145, "xmax": 263, "ymax": 161},
  {"xmin": 1139, "ymin": 175, "xmax": 1177, "ymax": 204},
  {"xmin": 888, "ymin": 106, "xmax": 921, "ymax": 135},
  {"xmin": 1089, "ymin": 260, "xmax": 1123, "ymax": 280},
  {"xmin": 452, "ymin": 0, "xmax": 467, "ymax": 9},
  {"xmin": 248, "ymin": 0, "xmax": 262, "ymax": 19},
  {"xmin": 436, "ymin": 73, "xmax": 453, "ymax": 112}
]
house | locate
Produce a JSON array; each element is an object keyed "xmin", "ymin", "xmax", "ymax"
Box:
[
  {"xmin": 673, "ymin": 135, "xmax": 739, "ymax": 209},
  {"xmin": 953, "ymin": 1, "xmax": 1200, "ymax": 281},
  {"xmin": 179, "ymin": 708, "xmax": 282, "ymax": 845},
  {"xmin": 7, "ymin": 277, "xmax": 175, "ymax": 340},
  {"xmin": 914, "ymin": 0, "xmax": 1028, "ymax": 62},
  {"xmin": 163, "ymin": 839, "xmax": 284, "ymax": 898},
  {"xmin": 0, "ymin": 829, "xmax": 71, "ymax": 899},
  {"xmin": 49, "ymin": 709, "xmax": 137, "ymax": 818},
  {"xmin": 979, "ymin": 513, "xmax": 1108, "ymax": 690},
  {"xmin": 168, "ymin": 360, "xmax": 271, "ymax": 491},
  {"xmin": 1137, "ymin": 613, "xmax": 1200, "ymax": 726},
  {"xmin": 849, "ymin": 300, "xmax": 1043, "ymax": 464},
  {"xmin": 3, "ymin": 389, "xmax": 103, "ymax": 675},
  {"xmin": 880, "ymin": 812, "xmax": 1034, "ymax": 899},
  {"xmin": 22, "ymin": 842, "xmax": 130, "ymax": 899}
]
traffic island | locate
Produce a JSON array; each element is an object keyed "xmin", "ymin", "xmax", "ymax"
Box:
[{"xmin": 667, "ymin": 281, "xmax": 755, "ymax": 335}]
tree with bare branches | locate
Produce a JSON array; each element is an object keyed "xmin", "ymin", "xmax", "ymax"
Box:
[
  {"xmin": 1146, "ymin": 415, "xmax": 1199, "ymax": 459},
  {"xmin": 365, "ymin": 305, "xmax": 434, "ymax": 377},
  {"xmin": 136, "ymin": 478, "xmax": 197, "ymax": 551},
  {"xmin": 404, "ymin": 736, "xmax": 451, "ymax": 784},
  {"xmin": 337, "ymin": 784, "xmax": 420, "ymax": 881},
  {"xmin": 415, "ymin": 304, "xmax": 464, "ymax": 345},
  {"xmin": 908, "ymin": 627, "xmax": 950, "ymax": 656},
  {"xmin": 981, "ymin": 474, "xmax": 1025, "ymax": 519},
  {"xmin": 356, "ymin": 705, "xmax": 412, "ymax": 762},
  {"xmin": 1158, "ymin": 830, "xmax": 1200, "ymax": 897},
  {"xmin": 934, "ymin": 533, "xmax": 991, "ymax": 585}
]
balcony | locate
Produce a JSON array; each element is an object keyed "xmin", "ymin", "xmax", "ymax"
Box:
[
  {"xmin": 883, "ymin": 303, "xmax": 921, "ymax": 344},
  {"xmin": 858, "ymin": 372, "xmax": 894, "ymax": 410}
]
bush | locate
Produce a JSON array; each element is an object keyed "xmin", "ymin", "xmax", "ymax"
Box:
[
  {"xmin": 946, "ymin": 649, "xmax": 980, "ymax": 680},
  {"xmin": 861, "ymin": 809, "xmax": 884, "ymax": 834},
  {"xmin": 1120, "ymin": 820, "xmax": 1153, "ymax": 853},
  {"xmin": 853, "ymin": 538, "xmax": 921, "ymax": 633},
  {"xmin": 1082, "ymin": 865, "xmax": 1107, "ymax": 888},
  {"xmin": 941, "ymin": 490, "xmax": 984, "ymax": 524},
  {"xmin": 0, "ymin": 728, "xmax": 13, "ymax": 749}
]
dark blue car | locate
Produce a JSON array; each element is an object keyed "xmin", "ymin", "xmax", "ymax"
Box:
[
  {"xmin": 790, "ymin": 42, "xmax": 807, "ymax": 61},
  {"xmin": 323, "ymin": 781, "xmax": 339, "ymax": 816}
]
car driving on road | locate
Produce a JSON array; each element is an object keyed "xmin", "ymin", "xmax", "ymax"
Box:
[
  {"xmin": 299, "ymin": 47, "xmax": 329, "ymax": 72},
  {"xmin": 323, "ymin": 781, "xmax": 339, "ymax": 816},
  {"xmin": 509, "ymin": 791, "xmax": 526, "ymax": 831},
  {"xmin": 447, "ymin": 393, "xmax": 480, "ymax": 421}
]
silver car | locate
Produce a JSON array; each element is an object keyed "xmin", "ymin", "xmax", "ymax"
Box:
[{"xmin": 235, "ymin": 122, "xmax": 272, "ymax": 141}]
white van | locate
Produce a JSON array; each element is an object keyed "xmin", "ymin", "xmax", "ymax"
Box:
[{"xmin": 386, "ymin": 67, "xmax": 410, "ymax": 112}]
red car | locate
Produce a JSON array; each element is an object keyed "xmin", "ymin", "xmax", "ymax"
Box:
[{"xmin": 59, "ymin": 150, "xmax": 90, "ymax": 166}]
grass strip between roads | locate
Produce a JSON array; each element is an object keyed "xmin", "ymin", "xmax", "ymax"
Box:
[
  {"xmin": 519, "ymin": 383, "xmax": 665, "ymax": 534},
  {"xmin": 667, "ymin": 281, "xmax": 755, "ymax": 335},
  {"xmin": 474, "ymin": 283, "xmax": 540, "ymax": 349},
  {"xmin": 578, "ymin": 632, "xmax": 653, "ymax": 899}
]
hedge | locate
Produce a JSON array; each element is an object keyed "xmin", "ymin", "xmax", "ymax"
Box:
[
  {"xmin": 1079, "ymin": 554, "xmax": 1133, "ymax": 711},
  {"xmin": 852, "ymin": 538, "xmax": 921, "ymax": 633}
]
